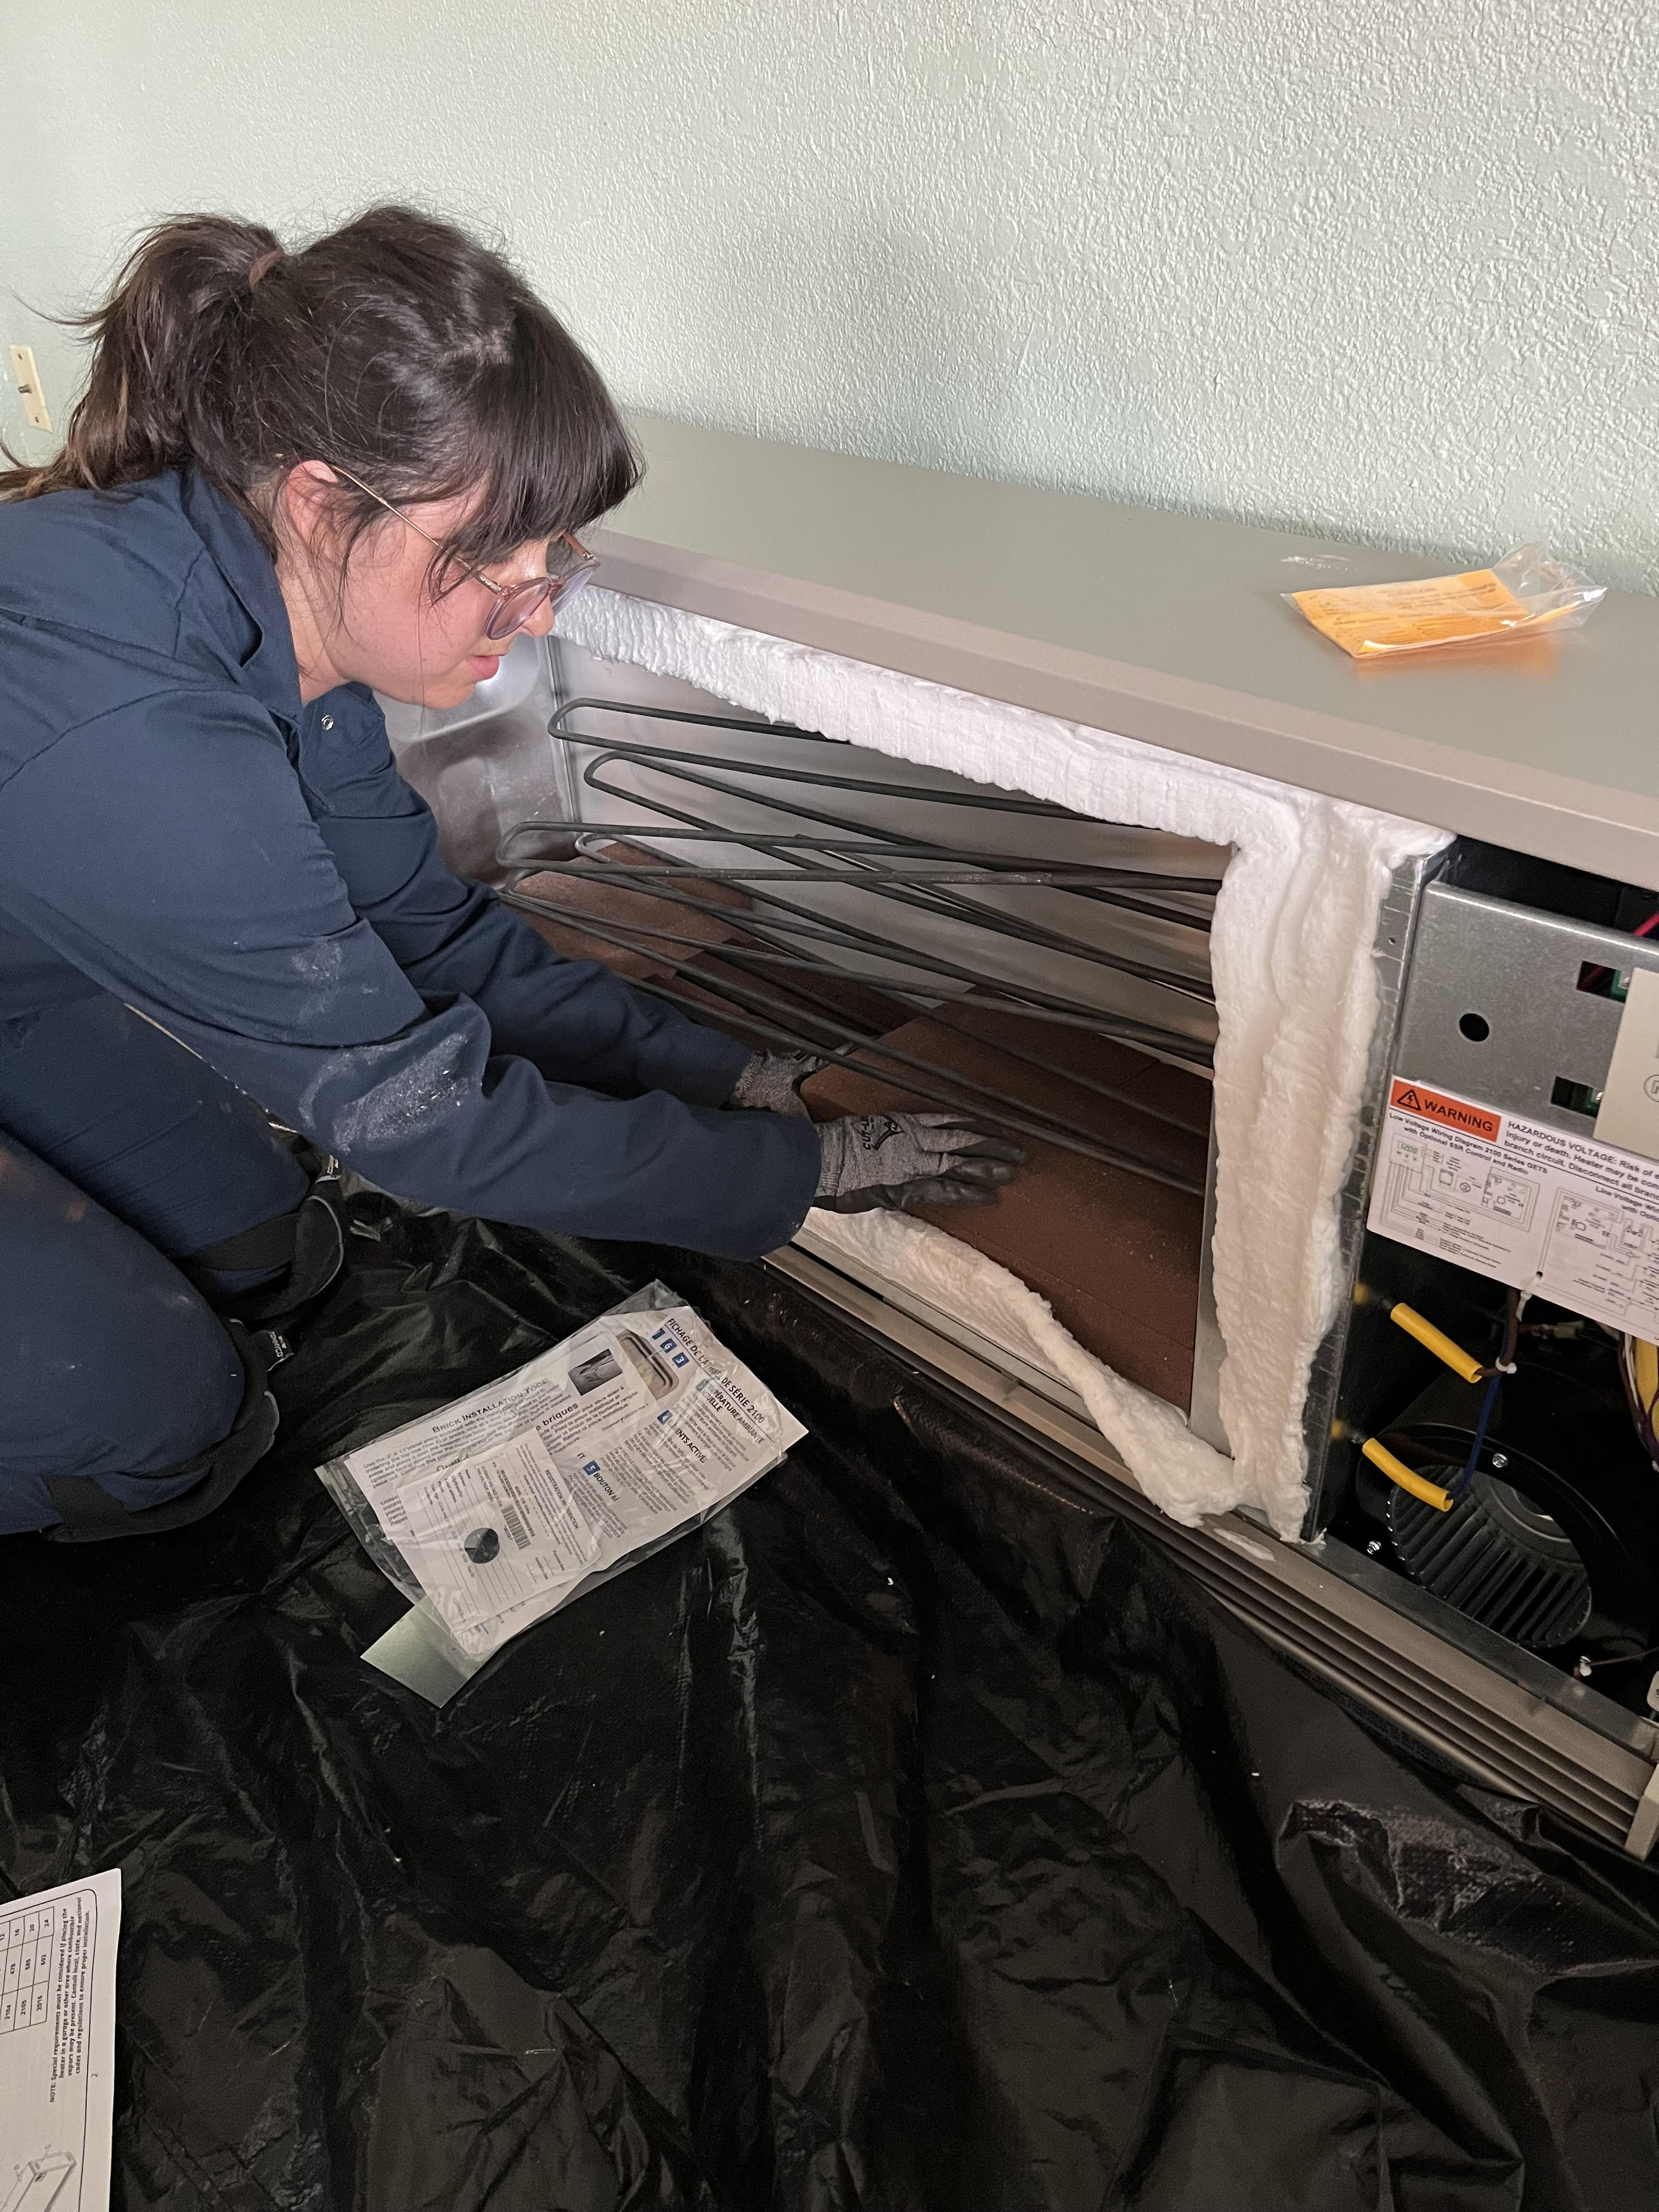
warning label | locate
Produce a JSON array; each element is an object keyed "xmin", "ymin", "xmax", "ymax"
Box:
[
  {"xmin": 1369, "ymin": 1074, "xmax": 1659, "ymax": 1338},
  {"xmin": 1388, "ymin": 1079, "xmax": 1501, "ymax": 1142}
]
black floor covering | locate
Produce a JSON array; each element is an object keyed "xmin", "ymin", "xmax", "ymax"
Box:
[{"xmin": 3, "ymin": 1195, "xmax": 1658, "ymax": 2211}]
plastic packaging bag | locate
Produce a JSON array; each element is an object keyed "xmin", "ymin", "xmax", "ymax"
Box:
[
  {"xmin": 1288, "ymin": 542, "xmax": 1606, "ymax": 658},
  {"xmin": 318, "ymin": 1282, "xmax": 806, "ymax": 1667}
]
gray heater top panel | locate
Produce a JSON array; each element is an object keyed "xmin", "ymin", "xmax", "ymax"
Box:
[{"xmin": 592, "ymin": 416, "xmax": 1659, "ymax": 886}]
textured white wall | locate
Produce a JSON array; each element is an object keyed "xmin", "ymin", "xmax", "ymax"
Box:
[{"xmin": 3, "ymin": 2, "xmax": 1655, "ymax": 583}]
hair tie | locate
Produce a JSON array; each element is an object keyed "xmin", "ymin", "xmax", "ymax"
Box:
[{"xmin": 246, "ymin": 248, "xmax": 285, "ymax": 290}]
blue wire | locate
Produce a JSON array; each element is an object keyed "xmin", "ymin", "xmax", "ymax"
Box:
[{"xmin": 1452, "ymin": 1371, "xmax": 1502, "ymax": 1502}]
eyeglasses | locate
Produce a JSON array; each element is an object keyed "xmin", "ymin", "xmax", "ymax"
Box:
[{"xmin": 328, "ymin": 464, "xmax": 600, "ymax": 640}]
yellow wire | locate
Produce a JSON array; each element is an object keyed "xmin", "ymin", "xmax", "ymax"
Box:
[
  {"xmin": 1628, "ymin": 1336, "xmax": 1659, "ymax": 1462},
  {"xmin": 1635, "ymin": 1338, "xmax": 1659, "ymax": 1420},
  {"xmin": 1361, "ymin": 1436, "xmax": 1454, "ymax": 1514},
  {"xmin": 1386, "ymin": 1304, "xmax": 1486, "ymax": 1386}
]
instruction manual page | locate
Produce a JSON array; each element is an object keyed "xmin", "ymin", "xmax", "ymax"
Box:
[
  {"xmin": 1369, "ymin": 1075, "xmax": 1659, "ymax": 1336},
  {"xmin": 1, "ymin": 1869, "xmax": 121, "ymax": 2212},
  {"xmin": 321, "ymin": 1290, "xmax": 806, "ymax": 1662}
]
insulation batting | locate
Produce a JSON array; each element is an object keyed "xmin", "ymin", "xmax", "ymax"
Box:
[{"xmin": 558, "ymin": 589, "xmax": 1449, "ymax": 1534}]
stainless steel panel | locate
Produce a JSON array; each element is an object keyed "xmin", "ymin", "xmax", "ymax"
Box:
[
  {"xmin": 1391, "ymin": 880, "xmax": 1659, "ymax": 1126},
  {"xmin": 380, "ymin": 633, "xmax": 570, "ymax": 884}
]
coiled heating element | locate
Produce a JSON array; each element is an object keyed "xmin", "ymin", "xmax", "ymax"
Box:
[{"xmin": 497, "ymin": 701, "xmax": 1223, "ymax": 1199}]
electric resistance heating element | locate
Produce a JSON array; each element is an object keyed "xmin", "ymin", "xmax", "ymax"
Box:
[
  {"xmin": 499, "ymin": 701, "xmax": 1217, "ymax": 1184},
  {"xmin": 494, "ymin": 699, "xmax": 1224, "ymax": 1409}
]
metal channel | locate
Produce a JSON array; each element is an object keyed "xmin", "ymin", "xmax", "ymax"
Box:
[
  {"xmin": 1176, "ymin": 1548, "xmax": 1644, "ymax": 1833},
  {"xmin": 1188, "ymin": 1121, "xmax": 1229, "ymax": 1454},
  {"xmin": 1300, "ymin": 850, "xmax": 1442, "ymax": 1528},
  {"xmin": 766, "ymin": 1239, "xmax": 1659, "ymax": 1854}
]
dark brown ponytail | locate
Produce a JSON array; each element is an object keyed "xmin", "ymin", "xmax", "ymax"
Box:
[{"xmin": 0, "ymin": 207, "xmax": 640, "ymax": 576}]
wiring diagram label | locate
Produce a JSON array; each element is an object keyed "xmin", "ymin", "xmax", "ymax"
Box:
[
  {"xmin": 0, "ymin": 1871, "xmax": 120, "ymax": 2212},
  {"xmin": 1370, "ymin": 1075, "xmax": 1659, "ymax": 1338}
]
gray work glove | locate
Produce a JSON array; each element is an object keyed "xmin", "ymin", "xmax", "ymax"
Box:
[
  {"xmin": 814, "ymin": 1112, "xmax": 1026, "ymax": 1213},
  {"xmin": 727, "ymin": 1050, "xmax": 826, "ymax": 1119}
]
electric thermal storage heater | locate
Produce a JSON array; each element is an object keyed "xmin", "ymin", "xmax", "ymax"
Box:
[{"xmin": 383, "ymin": 630, "xmax": 1659, "ymax": 1859}]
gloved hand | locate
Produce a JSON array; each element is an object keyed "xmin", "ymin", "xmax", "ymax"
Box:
[
  {"xmin": 726, "ymin": 1050, "xmax": 826, "ymax": 1119},
  {"xmin": 813, "ymin": 1111, "xmax": 1026, "ymax": 1212}
]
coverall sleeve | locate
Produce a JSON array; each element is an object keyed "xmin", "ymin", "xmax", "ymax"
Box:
[
  {"xmin": 0, "ymin": 693, "xmax": 821, "ymax": 1258},
  {"xmin": 298, "ymin": 685, "xmax": 750, "ymax": 1108}
]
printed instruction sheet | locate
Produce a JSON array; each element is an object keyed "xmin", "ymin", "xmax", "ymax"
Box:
[
  {"xmin": 1369, "ymin": 1075, "xmax": 1659, "ymax": 1336},
  {"xmin": 321, "ymin": 1293, "xmax": 806, "ymax": 1662},
  {"xmin": 1, "ymin": 1870, "xmax": 121, "ymax": 2212}
]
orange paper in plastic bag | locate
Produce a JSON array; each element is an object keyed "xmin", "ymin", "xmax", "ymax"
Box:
[{"xmin": 1289, "ymin": 543, "xmax": 1605, "ymax": 659}]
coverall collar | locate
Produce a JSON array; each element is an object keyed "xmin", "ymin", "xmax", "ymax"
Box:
[{"xmin": 177, "ymin": 467, "xmax": 303, "ymax": 729}]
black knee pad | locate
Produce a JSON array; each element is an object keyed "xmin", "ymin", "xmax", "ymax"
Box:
[
  {"xmin": 180, "ymin": 1173, "xmax": 347, "ymax": 1327},
  {"xmin": 44, "ymin": 1323, "xmax": 284, "ymax": 1544}
]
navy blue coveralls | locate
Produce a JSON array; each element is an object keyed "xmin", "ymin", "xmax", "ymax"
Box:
[{"xmin": 0, "ymin": 470, "xmax": 821, "ymax": 1534}]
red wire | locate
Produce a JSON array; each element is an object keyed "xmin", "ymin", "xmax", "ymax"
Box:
[{"xmin": 1581, "ymin": 908, "xmax": 1659, "ymax": 994}]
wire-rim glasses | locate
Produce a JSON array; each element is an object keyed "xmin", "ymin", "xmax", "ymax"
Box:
[{"xmin": 328, "ymin": 463, "xmax": 599, "ymax": 640}]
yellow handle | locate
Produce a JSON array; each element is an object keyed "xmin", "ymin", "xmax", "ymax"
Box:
[
  {"xmin": 1361, "ymin": 1436, "xmax": 1454, "ymax": 1514},
  {"xmin": 1387, "ymin": 1304, "xmax": 1486, "ymax": 1386}
]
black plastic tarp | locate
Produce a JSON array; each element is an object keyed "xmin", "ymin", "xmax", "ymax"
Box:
[{"xmin": 3, "ymin": 1194, "xmax": 1659, "ymax": 2210}]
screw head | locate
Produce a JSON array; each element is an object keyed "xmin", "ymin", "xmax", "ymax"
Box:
[
  {"xmin": 1366, "ymin": 1538, "xmax": 1383, "ymax": 1555},
  {"xmin": 1490, "ymin": 1452, "xmax": 1509, "ymax": 1470}
]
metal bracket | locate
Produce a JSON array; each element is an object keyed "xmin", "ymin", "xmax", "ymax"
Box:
[{"xmin": 1624, "ymin": 1762, "xmax": 1659, "ymax": 1859}]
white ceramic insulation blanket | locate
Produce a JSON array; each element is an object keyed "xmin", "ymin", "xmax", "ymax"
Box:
[{"xmin": 559, "ymin": 590, "xmax": 1449, "ymax": 1536}]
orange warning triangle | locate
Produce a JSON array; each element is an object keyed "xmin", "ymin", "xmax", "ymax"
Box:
[{"xmin": 1389, "ymin": 1076, "xmax": 1500, "ymax": 1140}]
